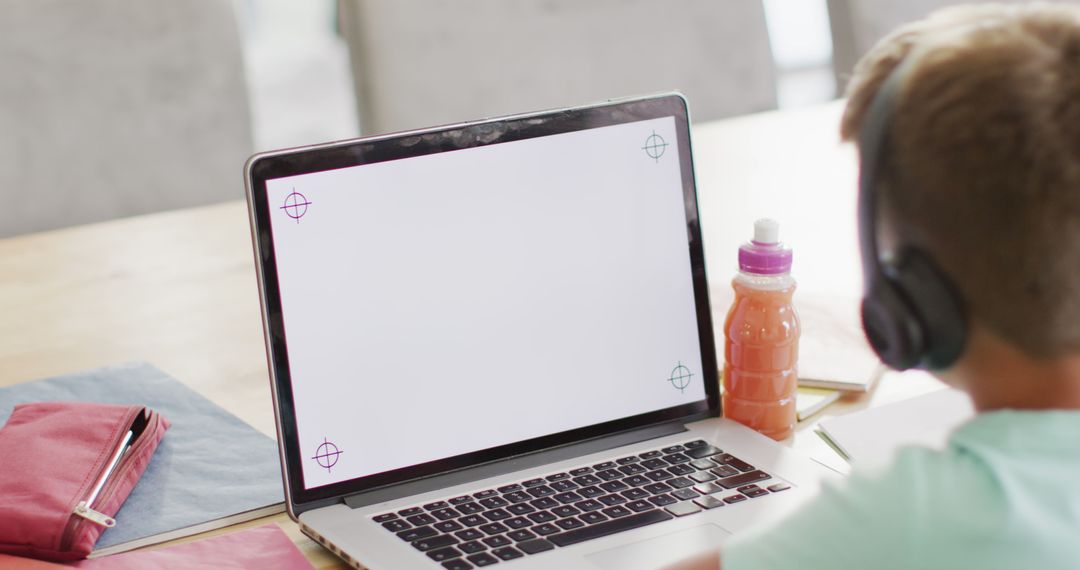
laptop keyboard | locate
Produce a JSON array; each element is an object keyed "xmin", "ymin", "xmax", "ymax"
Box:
[{"xmin": 372, "ymin": 439, "xmax": 791, "ymax": 568}]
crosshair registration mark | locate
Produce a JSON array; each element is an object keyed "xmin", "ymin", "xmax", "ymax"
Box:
[
  {"xmin": 280, "ymin": 190, "xmax": 311, "ymax": 223},
  {"xmin": 642, "ymin": 130, "xmax": 668, "ymax": 162},
  {"xmin": 668, "ymin": 361, "xmax": 693, "ymax": 393},
  {"xmin": 312, "ymin": 438, "xmax": 343, "ymax": 473}
]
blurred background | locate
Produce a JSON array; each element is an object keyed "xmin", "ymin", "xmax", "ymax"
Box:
[{"xmin": 0, "ymin": 0, "xmax": 1036, "ymax": 237}]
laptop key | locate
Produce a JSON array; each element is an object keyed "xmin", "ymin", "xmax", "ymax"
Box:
[
  {"xmin": 435, "ymin": 520, "xmax": 464, "ymax": 533},
  {"xmin": 690, "ymin": 458, "xmax": 717, "ymax": 470},
  {"xmin": 466, "ymin": 552, "xmax": 499, "ymax": 567},
  {"xmin": 413, "ymin": 534, "xmax": 458, "ymax": 552},
  {"xmin": 479, "ymin": 522, "xmax": 509, "ymax": 535},
  {"xmin": 573, "ymin": 474, "xmax": 602, "ymax": 486},
  {"xmin": 578, "ymin": 485, "xmax": 604, "ymax": 498},
  {"xmin": 505, "ymin": 516, "xmax": 531, "ymax": 530},
  {"xmin": 599, "ymin": 480, "xmax": 628, "ymax": 493},
  {"xmin": 596, "ymin": 469, "xmax": 622, "ymax": 481},
  {"xmin": 710, "ymin": 465, "xmax": 740, "ymax": 479},
  {"xmin": 577, "ymin": 499, "xmax": 603, "ymax": 512},
  {"xmin": 460, "ymin": 515, "xmax": 486, "ymax": 527},
  {"xmin": 626, "ymin": 500, "xmax": 653, "ymax": 512},
  {"xmin": 482, "ymin": 509, "xmax": 511, "ymax": 521},
  {"xmin": 619, "ymin": 463, "xmax": 647, "ymax": 476},
  {"xmin": 551, "ymin": 480, "xmax": 579, "ymax": 493},
  {"xmin": 507, "ymin": 529, "xmax": 537, "ymax": 542},
  {"xmin": 716, "ymin": 454, "xmax": 756, "ymax": 473},
  {"xmin": 648, "ymin": 494, "xmax": 677, "ymax": 507},
  {"xmin": 527, "ymin": 511, "xmax": 556, "ymax": 524},
  {"xmin": 641, "ymin": 458, "xmax": 667, "ymax": 470},
  {"xmin": 673, "ymin": 488, "xmax": 700, "ymax": 501},
  {"xmin": 373, "ymin": 513, "xmax": 397, "ymax": 523},
  {"xmin": 381, "ymin": 519, "xmax": 410, "ymax": 533},
  {"xmin": 527, "ymin": 485, "xmax": 556, "ymax": 498},
  {"xmin": 668, "ymin": 464, "xmax": 695, "ymax": 476},
  {"xmin": 645, "ymin": 469, "xmax": 673, "ymax": 481},
  {"xmin": 555, "ymin": 517, "xmax": 585, "ymax": 530},
  {"xmin": 464, "ymin": 552, "xmax": 496, "ymax": 565},
  {"xmin": 694, "ymin": 495, "xmax": 725, "ymax": 510},
  {"xmin": 518, "ymin": 538, "xmax": 556, "ymax": 555},
  {"xmin": 690, "ymin": 471, "xmax": 717, "ymax": 483},
  {"xmin": 552, "ymin": 505, "xmax": 581, "ymax": 518},
  {"xmin": 597, "ymin": 494, "xmax": 626, "ymax": 506},
  {"xmin": 479, "ymin": 497, "xmax": 508, "ymax": 509},
  {"xmin": 602, "ymin": 505, "xmax": 631, "ymax": 518},
  {"xmin": 441, "ymin": 559, "xmax": 473, "ymax": 570},
  {"xmin": 503, "ymin": 491, "xmax": 532, "ymax": 504},
  {"xmin": 432, "ymin": 508, "xmax": 461, "ymax": 521},
  {"xmin": 428, "ymin": 546, "xmax": 463, "ymax": 562},
  {"xmin": 580, "ymin": 511, "xmax": 608, "ymax": 524},
  {"xmin": 492, "ymin": 546, "xmax": 524, "ymax": 561},
  {"xmin": 507, "ymin": 503, "xmax": 536, "ymax": 516},
  {"xmin": 554, "ymin": 491, "xmax": 583, "ymax": 504},
  {"xmin": 397, "ymin": 525, "xmax": 438, "ymax": 542},
  {"xmin": 664, "ymin": 501, "xmax": 701, "ymax": 517},
  {"xmin": 686, "ymin": 444, "xmax": 723, "ymax": 459},
  {"xmin": 456, "ymin": 529, "xmax": 484, "ymax": 541},
  {"xmin": 482, "ymin": 535, "xmax": 511, "ymax": 548},
  {"xmin": 530, "ymin": 497, "xmax": 559, "ymax": 510},
  {"xmin": 532, "ymin": 523, "xmax": 561, "ymax": 536},
  {"xmin": 459, "ymin": 540, "xmax": 487, "ymax": 554},
  {"xmin": 547, "ymin": 509, "xmax": 674, "ymax": 547},
  {"xmin": 644, "ymin": 482, "xmax": 673, "ymax": 495},
  {"xmin": 457, "ymin": 502, "xmax": 484, "ymax": 515},
  {"xmin": 717, "ymin": 470, "xmax": 771, "ymax": 489},
  {"xmin": 669, "ymin": 477, "xmax": 695, "ymax": 489}
]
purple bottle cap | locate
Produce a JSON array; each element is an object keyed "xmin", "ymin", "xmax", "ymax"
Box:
[{"xmin": 738, "ymin": 218, "xmax": 793, "ymax": 275}]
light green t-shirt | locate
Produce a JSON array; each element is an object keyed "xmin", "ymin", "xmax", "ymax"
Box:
[{"xmin": 723, "ymin": 410, "xmax": 1080, "ymax": 570}]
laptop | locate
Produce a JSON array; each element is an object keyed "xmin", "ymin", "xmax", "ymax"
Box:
[{"xmin": 244, "ymin": 93, "xmax": 837, "ymax": 569}]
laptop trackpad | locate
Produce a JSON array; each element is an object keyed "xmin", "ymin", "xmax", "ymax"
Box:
[{"xmin": 586, "ymin": 523, "xmax": 732, "ymax": 569}]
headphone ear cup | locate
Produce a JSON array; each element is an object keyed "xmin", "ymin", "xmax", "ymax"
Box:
[
  {"xmin": 892, "ymin": 249, "xmax": 967, "ymax": 369},
  {"xmin": 862, "ymin": 276, "xmax": 925, "ymax": 370}
]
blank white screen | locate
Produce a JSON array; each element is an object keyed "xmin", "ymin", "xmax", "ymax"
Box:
[{"xmin": 266, "ymin": 116, "xmax": 706, "ymax": 489}]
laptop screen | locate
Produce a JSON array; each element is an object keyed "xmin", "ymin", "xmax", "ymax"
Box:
[{"xmin": 249, "ymin": 95, "xmax": 718, "ymax": 503}]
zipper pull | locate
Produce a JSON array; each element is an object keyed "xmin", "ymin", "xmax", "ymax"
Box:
[{"xmin": 73, "ymin": 501, "xmax": 116, "ymax": 527}]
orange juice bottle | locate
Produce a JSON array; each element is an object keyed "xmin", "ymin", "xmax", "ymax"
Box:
[{"xmin": 723, "ymin": 218, "xmax": 800, "ymax": 440}]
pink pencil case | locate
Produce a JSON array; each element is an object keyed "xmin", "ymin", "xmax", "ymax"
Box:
[{"xmin": 0, "ymin": 402, "xmax": 169, "ymax": 561}]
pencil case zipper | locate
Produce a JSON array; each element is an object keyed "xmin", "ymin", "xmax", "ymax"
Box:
[{"xmin": 58, "ymin": 406, "xmax": 160, "ymax": 553}]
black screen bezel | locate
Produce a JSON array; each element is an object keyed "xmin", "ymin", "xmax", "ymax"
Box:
[{"xmin": 247, "ymin": 94, "xmax": 720, "ymax": 508}]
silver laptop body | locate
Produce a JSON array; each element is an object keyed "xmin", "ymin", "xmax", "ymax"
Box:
[{"xmin": 245, "ymin": 94, "xmax": 837, "ymax": 569}]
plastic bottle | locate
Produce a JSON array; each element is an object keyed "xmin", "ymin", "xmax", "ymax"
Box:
[{"xmin": 722, "ymin": 218, "xmax": 800, "ymax": 440}]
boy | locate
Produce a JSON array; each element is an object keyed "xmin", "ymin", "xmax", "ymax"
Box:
[{"xmin": 675, "ymin": 4, "xmax": 1080, "ymax": 569}]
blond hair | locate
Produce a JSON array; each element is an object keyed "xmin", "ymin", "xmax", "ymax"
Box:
[{"xmin": 841, "ymin": 3, "xmax": 1080, "ymax": 357}]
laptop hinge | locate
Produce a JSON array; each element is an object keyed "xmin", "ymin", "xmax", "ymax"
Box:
[{"xmin": 343, "ymin": 421, "xmax": 687, "ymax": 510}]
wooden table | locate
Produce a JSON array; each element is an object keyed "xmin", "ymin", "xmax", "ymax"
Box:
[{"xmin": 0, "ymin": 101, "xmax": 943, "ymax": 567}]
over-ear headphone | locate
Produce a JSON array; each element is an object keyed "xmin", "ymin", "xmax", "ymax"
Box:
[{"xmin": 857, "ymin": 57, "xmax": 968, "ymax": 370}]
